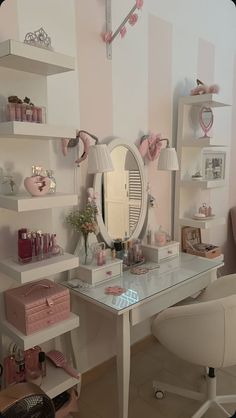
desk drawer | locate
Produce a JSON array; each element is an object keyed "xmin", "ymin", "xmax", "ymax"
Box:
[
  {"xmin": 77, "ymin": 259, "xmax": 123, "ymax": 285},
  {"xmin": 142, "ymin": 241, "xmax": 179, "ymax": 263},
  {"xmin": 158, "ymin": 243, "xmax": 179, "ymax": 262}
]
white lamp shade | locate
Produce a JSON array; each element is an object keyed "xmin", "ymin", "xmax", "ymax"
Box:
[
  {"xmin": 157, "ymin": 147, "xmax": 179, "ymax": 171},
  {"xmin": 87, "ymin": 144, "xmax": 114, "ymax": 174}
]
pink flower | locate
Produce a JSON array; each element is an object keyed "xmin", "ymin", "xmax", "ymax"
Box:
[
  {"xmin": 102, "ymin": 31, "xmax": 113, "ymax": 43},
  {"xmin": 129, "ymin": 13, "xmax": 138, "ymax": 26},
  {"xmin": 136, "ymin": 0, "xmax": 143, "ymax": 9},
  {"xmin": 120, "ymin": 26, "xmax": 127, "ymax": 38}
]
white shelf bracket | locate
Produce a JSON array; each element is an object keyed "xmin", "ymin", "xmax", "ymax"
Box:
[
  {"xmin": 106, "ymin": 0, "xmax": 112, "ymax": 60},
  {"xmin": 104, "ymin": 0, "xmax": 144, "ymax": 60}
]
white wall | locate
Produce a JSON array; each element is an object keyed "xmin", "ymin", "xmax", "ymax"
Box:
[{"xmin": 0, "ymin": 0, "xmax": 236, "ymax": 372}]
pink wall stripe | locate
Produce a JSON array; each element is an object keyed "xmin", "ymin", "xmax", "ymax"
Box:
[
  {"xmin": 148, "ymin": 15, "xmax": 172, "ymax": 232},
  {"xmin": 75, "ymin": 1, "xmax": 113, "ymax": 138},
  {"xmin": 197, "ymin": 38, "xmax": 215, "ymax": 84},
  {"xmin": 0, "ymin": 1, "xmax": 19, "ymax": 41}
]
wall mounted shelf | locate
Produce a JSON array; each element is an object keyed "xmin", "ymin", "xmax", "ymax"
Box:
[
  {"xmin": 0, "ymin": 39, "xmax": 75, "ymax": 75},
  {"xmin": 42, "ymin": 361, "xmax": 81, "ymax": 399},
  {"xmin": 0, "ymin": 253, "xmax": 79, "ymax": 284},
  {"xmin": 179, "ymin": 217, "xmax": 226, "ymax": 229},
  {"xmin": 180, "ymin": 179, "xmax": 225, "ymax": 189},
  {"xmin": 182, "ymin": 138, "xmax": 227, "ymax": 147},
  {"xmin": 1, "ymin": 312, "xmax": 79, "ymax": 351},
  {"xmin": 0, "ymin": 193, "xmax": 78, "ymax": 212},
  {"xmin": 179, "ymin": 94, "xmax": 230, "ymax": 108},
  {"xmin": 0, "ymin": 121, "xmax": 76, "ymax": 140}
]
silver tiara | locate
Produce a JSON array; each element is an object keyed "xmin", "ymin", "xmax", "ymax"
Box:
[{"xmin": 24, "ymin": 27, "xmax": 53, "ymax": 51}]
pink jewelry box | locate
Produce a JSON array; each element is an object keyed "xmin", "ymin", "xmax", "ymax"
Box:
[{"xmin": 4, "ymin": 279, "xmax": 70, "ymax": 335}]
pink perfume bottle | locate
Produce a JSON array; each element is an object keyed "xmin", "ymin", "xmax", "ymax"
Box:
[{"xmin": 18, "ymin": 229, "xmax": 32, "ymax": 263}]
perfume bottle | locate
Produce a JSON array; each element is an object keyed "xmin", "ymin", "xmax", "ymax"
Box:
[
  {"xmin": 15, "ymin": 349, "xmax": 25, "ymax": 383},
  {"xmin": 18, "ymin": 230, "xmax": 32, "ymax": 263},
  {"xmin": 38, "ymin": 351, "xmax": 47, "ymax": 378},
  {"xmin": 46, "ymin": 169, "xmax": 56, "ymax": 194}
]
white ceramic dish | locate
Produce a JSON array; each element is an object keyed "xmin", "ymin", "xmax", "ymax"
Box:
[{"xmin": 192, "ymin": 214, "xmax": 215, "ymax": 220}]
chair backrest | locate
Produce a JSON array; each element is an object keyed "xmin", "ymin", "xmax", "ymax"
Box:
[{"xmin": 152, "ymin": 293, "xmax": 236, "ymax": 369}]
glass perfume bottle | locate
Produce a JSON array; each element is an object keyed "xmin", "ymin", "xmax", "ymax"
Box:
[{"xmin": 46, "ymin": 169, "xmax": 56, "ymax": 194}]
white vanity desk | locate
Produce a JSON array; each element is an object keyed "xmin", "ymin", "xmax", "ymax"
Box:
[{"xmin": 67, "ymin": 253, "xmax": 223, "ymax": 418}]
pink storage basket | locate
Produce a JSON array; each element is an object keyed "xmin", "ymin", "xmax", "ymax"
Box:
[{"xmin": 4, "ymin": 279, "xmax": 70, "ymax": 335}]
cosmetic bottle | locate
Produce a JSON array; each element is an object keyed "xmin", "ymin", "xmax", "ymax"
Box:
[
  {"xmin": 51, "ymin": 234, "xmax": 61, "ymax": 255},
  {"xmin": 38, "ymin": 352, "xmax": 46, "ymax": 378},
  {"xmin": 15, "ymin": 349, "xmax": 25, "ymax": 383},
  {"xmin": 25, "ymin": 347, "xmax": 42, "ymax": 386},
  {"xmin": 4, "ymin": 355, "xmax": 16, "ymax": 386},
  {"xmin": 18, "ymin": 230, "xmax": 32, "ymax": 263},
  {"xmin": 123, "ymin": 241, "xmax": 129, "ymax": 266},
  {"xmin": 46, "ymin": 169, "xmax": 56, "ymax": 194},
  {"xmin": 114, "ymin": 239, "xmax": 123, "ymax": 259},
  {"xmin": 127, "ymin": 240, "xmax": 134, "ymax": 265}
]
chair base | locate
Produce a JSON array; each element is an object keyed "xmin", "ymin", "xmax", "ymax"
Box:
[{"xmin": 153, "ymin": 375, "xmax": 236, "ymax": 418}]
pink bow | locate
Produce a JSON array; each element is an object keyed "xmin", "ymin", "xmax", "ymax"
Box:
[{"xmin": 129, "ymin": 13, "xmax": 138, "ymax": 26}]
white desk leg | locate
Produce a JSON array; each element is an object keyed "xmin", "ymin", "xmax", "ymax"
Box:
[{"xmin": 116, "ymin": 311, "xmax": 130, "ymax": 418}]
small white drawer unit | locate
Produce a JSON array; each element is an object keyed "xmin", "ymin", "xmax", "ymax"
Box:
[
  {"xmin": 76, "ymin": 258, "xmax": 123, "ymax": 285},
  {"xmin": 142, "ymin": 241, "xmax": 179, "ymax": 263}
]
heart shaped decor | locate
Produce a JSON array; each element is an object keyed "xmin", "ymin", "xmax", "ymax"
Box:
[
  {"xmin": 24, "ymin": 175, "xmax": 50, "ymax": 196},
  {"xmin": 199, "ymin": 106, "xmax": 213, "ymax": 138}
]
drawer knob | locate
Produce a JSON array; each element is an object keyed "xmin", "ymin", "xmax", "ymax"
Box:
[{"xmin": 106, "ymin": 271, "xmax": 112, "ymax": 276}]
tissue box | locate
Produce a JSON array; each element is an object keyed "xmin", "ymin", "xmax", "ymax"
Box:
[
  {"xmin": 142, "ymin": 241, "xmax": 179, "ymax": 263},
  {"xmin": 4, "ymin": 279, "xmax": 70, "ymax": 335}
]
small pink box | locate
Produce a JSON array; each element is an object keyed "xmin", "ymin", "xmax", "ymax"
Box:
[{"xmin": 4, "ymin": 279, "xmax": 70, "ymax": 335}]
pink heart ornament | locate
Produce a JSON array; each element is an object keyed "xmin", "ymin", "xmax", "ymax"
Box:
[{"xmin": 24, "ymin": 175, "xmax": 50, "ymax": 196}]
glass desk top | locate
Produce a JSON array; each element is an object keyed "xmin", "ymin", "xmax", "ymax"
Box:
[{"xmin": 65, "ymin": 253, "xmax": 223, "ymax": 313}]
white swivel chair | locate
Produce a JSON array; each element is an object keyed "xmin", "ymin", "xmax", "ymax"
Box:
[{"xmin": 152, "ymin": 274, "xmax": 236, "ymax": 418}]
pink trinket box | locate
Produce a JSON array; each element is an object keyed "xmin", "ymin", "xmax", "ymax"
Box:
[{"xmin": 4, "ymin": 279, "xmax": 70, "ymax": 335}]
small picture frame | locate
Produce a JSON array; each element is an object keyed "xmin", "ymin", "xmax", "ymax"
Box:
[{"xmin": 201, "ymin": 148, "xmax": 226, "ymax": 181}]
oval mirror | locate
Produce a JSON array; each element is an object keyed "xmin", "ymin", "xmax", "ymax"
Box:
[{"xmin": 93, "ymin": 138, "xmax": 147, "ymax": 247}]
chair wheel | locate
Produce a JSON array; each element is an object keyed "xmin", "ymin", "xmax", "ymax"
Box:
[{"xmin": 154, "ymin": 389, "xmax": 165, "ymax": 399}]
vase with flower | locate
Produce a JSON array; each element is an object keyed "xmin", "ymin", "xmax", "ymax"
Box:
[{"xmin": 66, "ymin": 203, "xmax": 98, "ymax": 265}]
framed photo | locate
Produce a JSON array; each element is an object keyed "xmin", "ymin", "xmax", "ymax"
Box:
[{"xmin": 201, "ymin": 148, "xmax": 226, "ymax": 181}]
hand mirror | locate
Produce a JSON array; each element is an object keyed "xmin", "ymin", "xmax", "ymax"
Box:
[{"xmin": 199, "ymin": 106, "xmax": 213, "ymax": 138}]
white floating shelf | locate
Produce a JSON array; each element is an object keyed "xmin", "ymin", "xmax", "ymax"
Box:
[
  {"xmin": 180, "ymin": 179, "xmax": 225, "ymax": 189},
  {"xmin": 1, "ymin": 312, "xmax": 80, "ymax": 350},
  {"xmin": 0, "ymin": 121, "xmax": 76, "ymax": 140},
  {"xmin": 0, "ymin": 39, "xmax": 75, "ymax": 75},
  {"xmin": 182, "ymin": 138, "xmax": 227, "ymax": 147},
  {"xmin": 0, "ymin": 253, "xmax": 79, "ymax": 284},
  {"xmin": 180, "ymin": 94, "xmax": 230, "ymax": 107},
  {"xmin": 179, "ymin": 217, "xmax": 226, "ymax": 229},
  {"xmin": 0, "ymin": 193, "xmax": 78, "ymax": 212},
  {"xmin": 42, "ymin": 360, "xmax": 81, "ymax": 399}
]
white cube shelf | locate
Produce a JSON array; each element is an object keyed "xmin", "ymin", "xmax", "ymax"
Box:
[
  {"xmin": 0, "ymin": 121, "xmax": 76, "ymax": 140},
  {"xmin": 179, "ymin": 217, "xmax": 226, "ymax": 229},
  {"xmin": 0, "ymin": 39, "xmax": 75, "ymax": 75},
  {"xmin": 0, "ymin": 193, "xmax": 78, "ymax": 212},
  {"xmin": 0, "ymin": 253, "xmax": 79, "ymax": 284},
  {"xmin": 1, "ymin": 312, "xmax": 80, "ymax": 350},
  {"xmin": 42, "ymin": 360, "xmax": 81, "ymax": 399}
]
